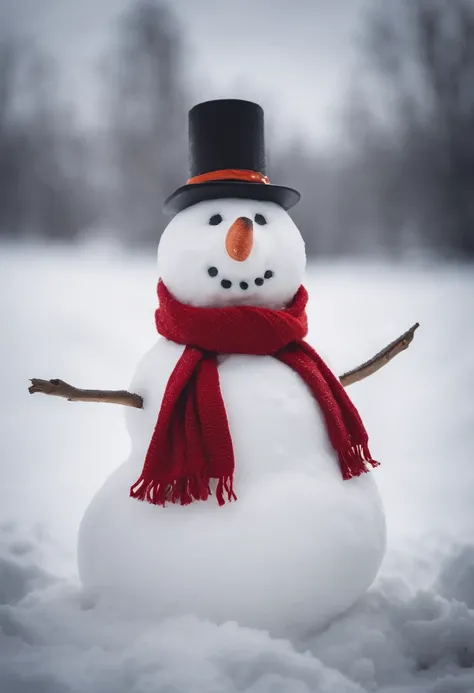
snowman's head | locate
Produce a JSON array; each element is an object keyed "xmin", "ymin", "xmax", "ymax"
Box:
[{"xmin": 157, "ymin": 198, "xmax": 306, "ymax": 308}]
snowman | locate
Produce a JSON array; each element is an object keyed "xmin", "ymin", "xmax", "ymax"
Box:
[{"xmin": 29, "ymin": 99, "xmax": 418, "ymax": 637}]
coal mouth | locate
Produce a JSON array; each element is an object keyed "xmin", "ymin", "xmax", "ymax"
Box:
[{"xmin": 207, "ymin": 267, "xmax": 274, "ymax": 290}]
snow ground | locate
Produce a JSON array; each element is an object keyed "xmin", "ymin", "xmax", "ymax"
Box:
[{"xmin": 1, "ymin": 241, "xmax": 474, "ymax": 693}]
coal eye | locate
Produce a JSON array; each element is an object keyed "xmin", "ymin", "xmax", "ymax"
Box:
[
  {"xmin": 254, "ymin": 213, "xmax": 267, "ymax": 226},
  {"xmin": 209, "ymin": 214, "xmax": 222, "ymax": 226}
]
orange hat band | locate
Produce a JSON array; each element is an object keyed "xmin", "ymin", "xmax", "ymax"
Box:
[{"xmin": 186, "ymin": 169, "xmax": 270, "ymax": 186}]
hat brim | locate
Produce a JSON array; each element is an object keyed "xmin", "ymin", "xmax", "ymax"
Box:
[{"xmin": 163, "ymin": 181, "xmax": 300, "ymax": 215}]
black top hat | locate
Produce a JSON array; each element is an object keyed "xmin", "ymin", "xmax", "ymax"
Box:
[{"xmin": 163, "ymin": 99, "xmax": 300, "ymax": 215}]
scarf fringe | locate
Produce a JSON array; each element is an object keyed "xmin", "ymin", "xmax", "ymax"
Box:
[
  {"xmin": 339, "ymin": 443, "xmax": 380, "ymax": 481},
  {"xmin": 130, "ymin": 473, "xmax": 238, "ymax": 506},
  {"xmin": 216, "ymin": 476, "xmax": 237, "ymax": 506}
]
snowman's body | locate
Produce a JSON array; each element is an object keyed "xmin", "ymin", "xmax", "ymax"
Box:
[{"xmin": 78, "ymin": 197, "xmax": 386, "ymax": 637}]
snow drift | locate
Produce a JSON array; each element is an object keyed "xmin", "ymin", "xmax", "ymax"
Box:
[{"xmin": 1, "ymin": 243, "xmax": 473, "ymax": 692}]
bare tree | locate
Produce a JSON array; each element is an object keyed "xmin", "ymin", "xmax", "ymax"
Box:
[
  {"xmin": 107, "ymin": 0, "xmax": 188, "ymax": 246},
  {"xmin": 0, "ymin": 39, "xmax": 23, "ymax": 235},
  {"xmin": 354, "ymin": 0, "xmax": 474, "ymax": 258},
  {"xmin": 0, "ymin": 37, "xmax": 98, "ymax": 240}
]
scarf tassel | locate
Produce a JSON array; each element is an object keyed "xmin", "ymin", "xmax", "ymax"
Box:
[
  {"xmin": 216, "ymin": 476, "xmax": 237, "ymax": 506},
  {"xmin": 338, "ymin": 443, "xmax": 380, "ymax": 481},
  {"xmin": 130, "ymin": 473, "xmax": 214, "ymax": 506}
]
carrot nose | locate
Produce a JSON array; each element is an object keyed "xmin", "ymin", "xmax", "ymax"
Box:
[{"xmin": 225, "ymin": 216, "xmax": 253, "ymax": 262}]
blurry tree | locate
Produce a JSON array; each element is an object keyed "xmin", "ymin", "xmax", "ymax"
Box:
[
  {"xmin": 271, "ymin": 141, "xmax": 340, "ymax": 256},
  {"xmin": 0, "ymin": 40, "xmax": 19, "ymax": 235},
  {"xmin": 0, "ymin": 37, "xmax": 98, "ymax": 240},
  {"xmin": 353, "ymin": 0, "xmax": 474, "ymax": 258},
  {"xmin": 107, "ymin": 0, "xmax": 188, "ymax": 246}
]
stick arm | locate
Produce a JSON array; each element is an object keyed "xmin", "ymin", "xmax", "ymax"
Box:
[
  {"xmin": 28, "ymin": 379, "xmax": 143, "ymax": 409},
  {"xmin": 339, "ymin": 322, "xmax": 420, "ymax": 387},
  {"xmin": 28, "ymin": 323, "xmax": 419, "ymax": 405}
]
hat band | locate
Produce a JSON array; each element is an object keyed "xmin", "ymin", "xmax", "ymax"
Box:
[{"xmin": 187, "ymin": 169, "xmax": 270, "ymax": 185}]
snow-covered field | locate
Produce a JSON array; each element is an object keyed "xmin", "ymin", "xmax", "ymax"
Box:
[{"xmin": 1, "ymin": 242, "xmax": 474, "ymax": 693}]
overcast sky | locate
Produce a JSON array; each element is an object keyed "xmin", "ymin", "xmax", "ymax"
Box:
[{"xmin": 1, "ymin": 0, "xmax": 372, "ymax": 146}]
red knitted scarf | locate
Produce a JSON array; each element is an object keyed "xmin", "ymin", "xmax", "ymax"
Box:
[{"xmin": 130, "ymin": 281, "xmax": 378, "ymax": 506}]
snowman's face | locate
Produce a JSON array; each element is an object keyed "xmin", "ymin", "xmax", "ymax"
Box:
[{"xmin": 157, "ymin": 198, "xmax": 306, "ymax": 308}]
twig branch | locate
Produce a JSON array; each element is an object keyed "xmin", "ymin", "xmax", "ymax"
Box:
[
  {"xmin": 339, "ymin": 322, "xmax": 420, "ymax": 387},
  {"xmin": 28, "ymin": 324, "xmax": 419, "ymax": 408},
  {"xmin": 28, "ymin": 379, "xmax": 143, "ymax": 409}
]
